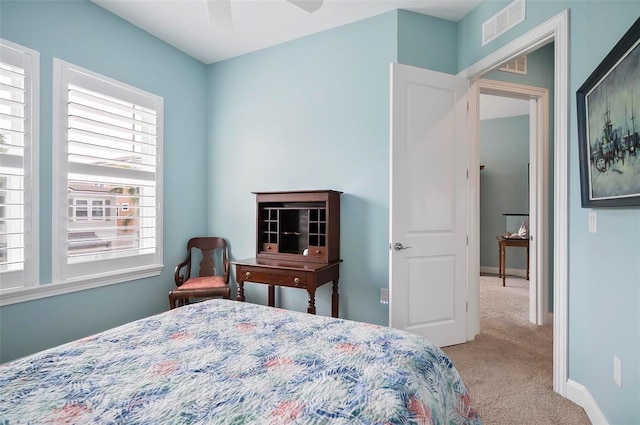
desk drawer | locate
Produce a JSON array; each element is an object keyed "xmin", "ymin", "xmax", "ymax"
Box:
[
  {"xmin": 305, "ymin": 247, "xmax": 326, "ymax": 259},
  {"xmin": 261, "ymin": 243, "xmax": 278, "ymax": 253},
  {"xmin": 241, "ymin": 268, "xmax": 307, "ymax": 289}
]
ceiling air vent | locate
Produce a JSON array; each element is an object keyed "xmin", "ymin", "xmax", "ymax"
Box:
[
  {"xmin": 482, "ymin": 0, "xmax": 525, "ymax": 46},
  {"xmin": 499, "ymin": 56, "xmax": 527, "ymax": 74}
]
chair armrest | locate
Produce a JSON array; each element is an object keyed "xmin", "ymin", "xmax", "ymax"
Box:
[
  {"xmin": 223, "ymin": 259, "xmax": 230, "ymax": 284},
  {"xmin": 222, "ymin": 247, "xmax": 230, "ymax": 284},
  {"xmin": 174, "ymin": 255, "xmax": 190, "ymax": 286}
]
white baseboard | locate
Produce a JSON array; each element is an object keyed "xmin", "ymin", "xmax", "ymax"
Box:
[
  {"xmin": 480, "ymin": 266, "xmax": 527, "ymax": 278},
  {"xmin": 566, "ymin": 379, "xmax": 608, "ymax": 424}
]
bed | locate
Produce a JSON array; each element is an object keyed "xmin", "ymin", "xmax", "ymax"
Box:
[{"xmin": 0, "ymin": 299, "xmax": 481, "ymax": 424}]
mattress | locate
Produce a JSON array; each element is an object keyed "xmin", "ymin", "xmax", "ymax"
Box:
[{"xmin": 0, "ymin": 299, "xmax": 480, "ymax": 424}]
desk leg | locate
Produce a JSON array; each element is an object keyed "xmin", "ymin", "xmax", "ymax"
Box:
[
  {"xmin": 526, "ymin": 244, "xmax": 530, "ymax": 280},
  {"xmin": 332, "ymin": 279, "xmax": 339, "ymax": 318},
  {"xmin": 307, "ymin": 288, "xmax": 316, "ymax": 315},
  {"xmin": 237, "ymin": 281, "xmax": 245, "ymax": 302},
  {"xmin": 498, "ymin": 244, "xmax": 502, "ymax": 278},
  {"xmin": 268, "ymin": 285, "xmax": 275, "ymax": 307},
  {"xmin": 500, "ymin": 244, "xmax": 506, "ymax": 286}
]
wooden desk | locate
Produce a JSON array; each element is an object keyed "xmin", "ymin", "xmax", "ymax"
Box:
[
  {"xmin": 232, "ymin": 258, "xmax": 341, "ymax": 317},
  {"xmin": 498, "ymin": 238, "xmax": 529, "ymax": 286}
]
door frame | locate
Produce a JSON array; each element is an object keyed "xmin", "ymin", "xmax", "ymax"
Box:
[
  {"xmin": 459, "ymin": 10, "xmax": 569, "ymax": 396},
  {"xmin": 472, "ymin": 79, "xmax": 549, "ymax": 326}
]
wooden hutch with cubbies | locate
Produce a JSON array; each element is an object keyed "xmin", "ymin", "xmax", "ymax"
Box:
[{"xmin": 233, "ymin": 190, "xmax": 342, "ymax": 317}]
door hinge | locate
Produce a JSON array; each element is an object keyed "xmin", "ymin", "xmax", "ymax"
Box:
[
  {"xmin": 466, "ymin": 302, "xmax": 468, "ymax": 312},
  {"xmin": 466, "ymin": 169, "xmax": 469, "ymax": 179},
  {"xmin": 466, "ymin": 235, "xmax": 469, "ymax": 245}
]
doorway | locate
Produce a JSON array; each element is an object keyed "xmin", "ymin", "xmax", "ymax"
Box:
[
  {"xmin": 478, "ymin": 91, "xmax": 538, "ymax": 325},
  {"xmin": 462, "ymin": 11, "xmax": 569, "ymax": 396},
  {"xmin": 477, "ymin": 78, "xmax": 550, "ymax": 326}
]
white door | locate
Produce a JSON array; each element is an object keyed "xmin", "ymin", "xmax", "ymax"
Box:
[{"xmin": 389, "ymin": 63, "xmax": 468, "ymax": 347}]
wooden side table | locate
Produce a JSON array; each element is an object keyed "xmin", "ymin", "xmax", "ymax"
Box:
[
  {"xmin": 232, "ymin": 257, "xmax": 341, "ymax": 317},
  {"xmin": 497, "ymin": 237, "xmax": 529, "ymax": 286}
]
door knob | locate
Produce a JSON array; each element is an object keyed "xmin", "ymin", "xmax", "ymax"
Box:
[{"xmin": 393, "ymin": 242, "xmax": 412, "ymax": 251}]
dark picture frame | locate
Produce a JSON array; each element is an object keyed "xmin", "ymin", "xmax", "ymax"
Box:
[{"xmin": 577, "ymin": 17, "xmax": 640, "ymax": 208}]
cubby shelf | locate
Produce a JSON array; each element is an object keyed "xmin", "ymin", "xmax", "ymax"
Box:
[{"xmin": 254, "ymin": 190, "xmax": 341, "ymax": 264}]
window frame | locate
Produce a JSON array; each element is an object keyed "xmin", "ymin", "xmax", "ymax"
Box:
[
  {"xmin": 0, "ymin": 39, "xmax": 39, "ymax": 293},
  {"xmin": 51, "ymin": 59, "xmax": 163, "ymax": 290}
]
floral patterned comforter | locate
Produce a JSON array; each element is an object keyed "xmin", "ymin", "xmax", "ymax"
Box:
[{"xmin": 0, "ymin": 299, "xmax": 480, "ymax": 424}]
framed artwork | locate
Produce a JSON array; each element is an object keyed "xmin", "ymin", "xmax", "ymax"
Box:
[{"xmin": 577, "ymin": 17, "xmax": 640, "ymax": 208}]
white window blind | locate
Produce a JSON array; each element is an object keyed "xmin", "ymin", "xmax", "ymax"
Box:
[
  {"xmin": 0, "ymin": 39, "xmax": 39, "ymax": 291},
  {"xmin": 53, "ymin": 60, "xmax": 163, "ymax": 285}
]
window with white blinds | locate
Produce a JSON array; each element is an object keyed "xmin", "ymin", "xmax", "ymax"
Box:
[
  {"xmin": 53, "ymin": 60, "xmax": 163, "ymax": 285},
  {"xmin": 0, "ymin": 40, "xmax": 39, "ymax": 291}
]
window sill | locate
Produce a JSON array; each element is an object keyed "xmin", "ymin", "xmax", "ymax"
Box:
[{"xmin": 0, "ymin": 264, "xmax": 163, "ymax": 306}]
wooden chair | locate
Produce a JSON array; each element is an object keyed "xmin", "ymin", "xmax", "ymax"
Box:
[{"xmin": 169, "ymin": 237, "xmax": 230, "ymax": 309}]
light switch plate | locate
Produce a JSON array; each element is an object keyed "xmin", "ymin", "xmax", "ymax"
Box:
[
  {"xmin": 380, "ymin": 288, "xmax": 389, "ymax": 305},
  {"xmin": 588, "ymin": 211, "xmax": 597, "ymax": 233},
  {"xmin": 614, "ymin": 355, "xmax": 622, "ymax": 387}
]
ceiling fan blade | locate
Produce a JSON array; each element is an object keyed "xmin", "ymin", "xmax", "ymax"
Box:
[
  {"xmin": 287, "ymin": 0, "xmax": 323, "ymax": 13},
  {"xmin": 207, "ymin": 0, "xmax": 233, "ymax": 28}
]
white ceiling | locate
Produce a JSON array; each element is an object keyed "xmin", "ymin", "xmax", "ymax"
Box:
[
  {"xmin": 91, "ymin": 0, "xmax": 483, "ymax": 64},
  {"xmin": 91, "ymin": 0, "xmax": 527, "ymax": 120},
  {"xmin": 480, "ymin": 94, "xmax": 530, "ymax": 120}
]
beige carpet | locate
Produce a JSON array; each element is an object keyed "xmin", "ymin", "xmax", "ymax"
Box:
[{"xmin": 442, "ymin": 275, "xmax": 591, "ymax": 425}]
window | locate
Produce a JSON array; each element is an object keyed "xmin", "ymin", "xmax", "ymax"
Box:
[
  {"xmin": 69, "ymin": 198, "xmax": 111, "ymax": 221},
  {"xmin": 92, "ymin": 200, "xmax": 105, "ymax": 219},
  {"xmin": 74, "ymin": 199, "xmax": 89, "ymax": 219},
  {"xmin": 0, "ymin": 39, "xmax": 39, "ymax": 291},
  {"xmin": 53, "ymin": 59, "xmax": 163, "ymax": 286}
]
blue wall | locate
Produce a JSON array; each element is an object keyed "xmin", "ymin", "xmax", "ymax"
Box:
[
  {"xmin": 460, "ymin": 1, "xmax": 640, "ymax": 422},
  {"xmin": 397, "ymin": 10, "xmax": 457, "ymax": 73},
  {"xmin": 0, "ymin": 0, "xmax": 209, "ymax": 362},
  {"xmin": 207, "ymin": 13, "xmax": 398, "ymax": 324},
  {"xmin": 206, "ymin": 10, "xmax": 459, "ymax": 326},
  {"xmin": 480, "ymin": 115, "xmax": 530, "ymax": 270}
]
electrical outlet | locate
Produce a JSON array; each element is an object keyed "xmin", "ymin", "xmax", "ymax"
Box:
[
  {"xmin": 380, "ymin": 288, "xmax": 389, "ymax": 305},
  {"xmin": 588, "ymin": 211, "xmax": 597, "ymax": 233},
  {"xmin": 613, "ymin": 355, "xmax": 622, "ymax": 387}
]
